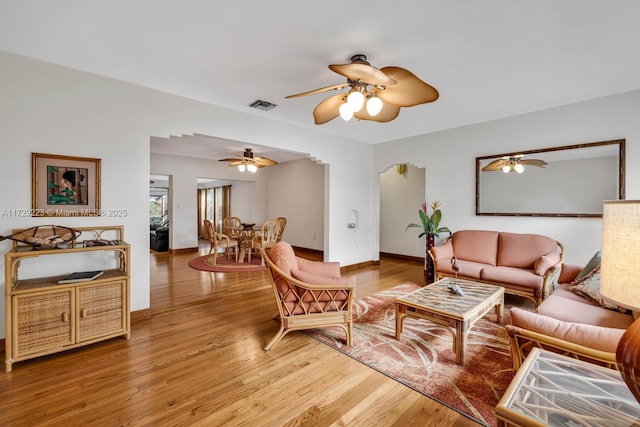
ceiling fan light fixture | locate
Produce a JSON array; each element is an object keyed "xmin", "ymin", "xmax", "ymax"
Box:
[
  {"xmin": 514, "ymin": 163, "xmax": 525, "ymax": 173},
  {"xmin": 347, "ymin": 90, "xmax": 365, "ymax": 112},
  {"xmin": 339, "ymin": 102, "xmax": 354, "ymax": 121},
  {"xmin": 366, "ymin": 95, "xmax": 383, "ymax": 116},
  {"xmin": 238, "ymin": 163, "xmax": 246, "ymax": 172},
  {"xmin": 502, "ymin": 165, "xmax": 511, "ymax": 173},
  {"xmin": 247, "ymin": 163, "xmax": 258, "ymax": 173}
]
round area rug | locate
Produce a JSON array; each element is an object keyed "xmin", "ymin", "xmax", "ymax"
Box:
[{"xmin": 188, "ymin": 254, "xmax": 267, "ymax": 272}]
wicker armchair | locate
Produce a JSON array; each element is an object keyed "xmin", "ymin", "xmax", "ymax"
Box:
[
  {"xmin": 251, "ymin": 219, "xmax": 281, "ymax": 266},
  {"xmin": 203, "ymin": 219, "xmax": 238, "ymax": 265},
  {"xmin": 262, "ymin": 241, "xmax": 355, "ymax": 351}
]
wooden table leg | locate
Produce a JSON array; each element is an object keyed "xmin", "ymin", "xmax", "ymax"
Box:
[
  {"xmin": 495, "ymin": 298, "xmax": 504, "ymax": 324},
  {"xmin": 454, "ymin": 321, "xmax": 466, "ymax": 365},
  {"xmin": 395, "ymin": 303, "xmax": 405, "ymax": 340}
]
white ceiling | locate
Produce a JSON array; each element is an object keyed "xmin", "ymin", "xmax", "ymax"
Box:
[{"xmin": 2, "ymin": 0, "xmax": 640, "ymax": 160}]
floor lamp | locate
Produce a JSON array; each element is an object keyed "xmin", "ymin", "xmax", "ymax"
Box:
[{"xmin": 600, "ymin": 200, "xmax": 640, "ymax": 403}]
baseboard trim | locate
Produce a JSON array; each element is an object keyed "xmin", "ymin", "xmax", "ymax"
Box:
[
  {"xmin": 169, "ymin": 247, "xmax": 198, "ymax": 254},
  {"xmin": 379, "ymin": 252, "xmax": 423, "ymax": 263},
  {"xmin": 131, "ymin": 308, "xmax": 152, "ymax": 322}
]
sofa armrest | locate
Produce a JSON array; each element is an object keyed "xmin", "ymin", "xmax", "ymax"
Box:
[
  {"xmin": 558, "ymin": 263, "xmax": 583, "ymax": 284},
  {"xmin": 507, "ymin": 307, "xmax": 623, "ymax": 370},
  {"xmin": 429, "ymin": 239, "xmax": 453, "ymax": 262}
]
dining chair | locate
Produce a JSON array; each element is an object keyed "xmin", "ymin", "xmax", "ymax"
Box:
[
  {"xmin": 222, "ymin": 216, "xmax": 242, "ymax": 243},
  {"xmin": 276, "ymin": 217, "xmax": 287, "ymax": 242},
  {"xmin": 251, "ymin": 219, "xmax": 281, "ymax": 266},
  {"xmin": 203, "ymin": 219, "xmax": 238, "ymax": 264}
]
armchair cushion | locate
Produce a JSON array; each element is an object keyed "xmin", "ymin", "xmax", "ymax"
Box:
[
  {"xmin": 296, "ymin": 256, "xmax": 341, "ymax": 277},
  {"xmin": 269, "ymin": 241, "xmax": 298, "ymax": 275},
  {"xmin": 291, "ymin": 269, "xmax": 355, "ymax": 286},
  {"xmin": 510, "ymin": 307, "xmax": 625, "ymax": 354}
]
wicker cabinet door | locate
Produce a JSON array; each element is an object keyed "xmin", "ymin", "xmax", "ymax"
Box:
[
  {"xmin": 77, "ymin": 281, "xmax": 126, "ymax": 342},
  {"xmin": 13, "ymin": 290, "xmax": 74, "ymax": 357}
]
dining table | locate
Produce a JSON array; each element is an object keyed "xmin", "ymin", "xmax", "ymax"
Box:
[{"xmin": 236, "ymin": 223, "xmax": 260, "ymax": 263}]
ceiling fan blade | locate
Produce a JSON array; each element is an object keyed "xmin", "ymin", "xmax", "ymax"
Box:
[
  {"xmin": 519, "ymin": 159, "xmax": 548, "ymax": 167},
  {"xmin": 285, "ymin": 83, "xmax": 349, "ymax": 99},
  {"xmin": 253, "ymin": 156, "xmax": 278, "ymax": 166},
  {"xmin": 376, "ymin": 67, "xmax": 439, "ymax": 107},
  {"xmin": 226, "ymin": 160, "xmax": 245, "ymax": 167},
  {"xmin": 218, "ymin": 157, "xmax": 244, "ymax": 162},
  {"xmin": 329, "ymin": 63, "xmax": 396, "ymax": 86},
  {"xmin": 313, "ymin": 94, "xmax": 344, "ymax": 124},
  {"xmin": 354, "ymin": 101, "xmax": 401, "ymax": 122},
  {"xmin": 482, "ymin": 159, "xmax": 509, "ymax": 171}
]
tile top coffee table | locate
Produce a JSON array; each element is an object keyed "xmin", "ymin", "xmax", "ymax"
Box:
[
  {"xmin": 395, "ymin": 277, "xmax": 504, "ymax": 365},
  {"xmin": 495, "ymin": 347, "xmax": 640, "ymax": 427}
]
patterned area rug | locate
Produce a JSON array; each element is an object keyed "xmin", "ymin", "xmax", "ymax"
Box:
[
  {"xmin": 188, "ymin": 254, "xmax": 267, "ymax": 272},
  {"xmin": 304, "ymin": 283, "xmax": 515, "ymax": 427}
]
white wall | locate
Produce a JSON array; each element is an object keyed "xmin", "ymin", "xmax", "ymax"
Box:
[
  {"xmin": 0, "ymin": 51, "xmax": 373, "ymax": 339},
  {"xmin": 263, "ymin": 158, "xmax": 325, "ymax": 250},
  {"xmin": 375, "ymin": 89, "xmax": 640, "ymax": 265},
  {"xmin": 380, "ymin": 164, "xmax": 426, "ymax": 256},
  {"xmin": 151, "ymin": 154, "xmax": 325, "ymax": 250}
]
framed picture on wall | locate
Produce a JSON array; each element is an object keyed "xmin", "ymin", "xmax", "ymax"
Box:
[{"xmin": 32, "ymin": 152, "xmax": 101, "ymax": 216}]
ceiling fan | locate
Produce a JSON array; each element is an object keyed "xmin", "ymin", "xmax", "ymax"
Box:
[
  {"xmin": 286, "ymin": 54, "xmax": 439, "ymax": 124},
  {"xmin": 482, "ymin": 155, "xmax": 548, "ymax": 174},
  {"xmin": 218, "ymin": 148, "xmax": 277, "ymax": 173}
]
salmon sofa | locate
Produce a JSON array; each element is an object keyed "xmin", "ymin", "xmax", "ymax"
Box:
[
  {"xmin": 429, "ymin": 230, "xmax": 564, "ymax": 306},
  {"xmin": 506, "ymin": 256, "xmax": 633, "ymax": 370}
]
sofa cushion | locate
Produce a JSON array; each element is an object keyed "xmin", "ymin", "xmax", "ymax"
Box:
[
  {"xmin": 435, "ymin": 258, "xmax": 486, "ymax": 279},
  {"xmin": 451, "ymin": 230, "xmax": 499, "ymax": 266},
  {"xmin": 480, "ymin": 265, "xmax": 543, "ymax": 290},
  {"xmin": 551, "ymin": 283, "xmax": 594, "ymax": 303},
  {"xmin": 569, "ymin": 268, "xmax": 627, "ymax": 313},
  {"xmin": 575, "ymin": 250, "xmax": 601, "ymax": 281},
  {"xmin": 536, "ymin": 294, "xmax": 634, "ymax": 329},
  {"xmin": 534, "ymin": 251, "xmax": 561, "ymax": 276},
  {"xmin": 510, "ymin": 307, "xmax": 626, "ymax": 354},
  {"xmin": 497, "ymin": 232, "xmax": 558, "ymax": 268},
  {"xmin": 431, "ymin": 241, "xmax": 453, "ymax": 261}
]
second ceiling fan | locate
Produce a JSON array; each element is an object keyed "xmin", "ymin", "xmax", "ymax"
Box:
[
  {"xmin": 219, "ymin": 148, "xmax": 277, "ymax": 173},
  {"xmin": 286, "ymin": 54, "xmax": 439, "ymax": 124}
]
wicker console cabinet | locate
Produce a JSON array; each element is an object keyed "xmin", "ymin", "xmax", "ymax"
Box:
[{"xmin": 4, "ymin": 226, "xmax": 130, "ymax": 372}]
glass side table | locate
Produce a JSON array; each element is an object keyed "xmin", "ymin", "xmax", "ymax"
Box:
[{"xmin": 495, "ymin": 347, "xmax": 640, "ymax": 427}]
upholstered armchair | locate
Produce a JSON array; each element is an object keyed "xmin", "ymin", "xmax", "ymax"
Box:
[{"xmin": 262, "ymin": 241, "xmax": 355, "ymax": 351}]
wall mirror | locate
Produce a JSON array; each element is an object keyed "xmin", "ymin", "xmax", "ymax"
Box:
[{"xmin": 476, "ymin": 139, "xmax": 625, "ymax": 217}]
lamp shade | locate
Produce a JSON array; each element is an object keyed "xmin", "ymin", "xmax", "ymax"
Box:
[
  {"xmin": 600, "ymin": 200, "xmax": 640, "ymax": 405},
  {"xmin": 600, "ymin": 200, "xmax": 640, "ymax": 310}
]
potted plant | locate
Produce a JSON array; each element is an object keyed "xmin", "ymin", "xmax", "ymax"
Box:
[{"xmin": 406, "ymin": 200, "xmax": 452, "ymax": 283}]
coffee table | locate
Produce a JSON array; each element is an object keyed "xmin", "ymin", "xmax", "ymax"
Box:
[
  {"xmin": 495, "ymin": 347, "xmax": 640, "ymax": 427},
  {"xmin": 395, "ymin": 277, "xmax": 504, "ymax": 365}
]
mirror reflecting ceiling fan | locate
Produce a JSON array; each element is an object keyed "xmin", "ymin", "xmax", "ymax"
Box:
[
  {"xmin": 219, "ymin": 148, "xmax": 277, "ymax": 173},
  {"xmin": 286, "ymin": 54, "xmax": 439, "ymax": 124},
  {"xmin": 482, "ymin": 155, "xmax": 548, "ymax": 173}
]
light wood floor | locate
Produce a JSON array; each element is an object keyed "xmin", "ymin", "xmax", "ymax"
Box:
[{"xmin": 0, "ymin": 243, "xmax": 481, "ymax": 426}]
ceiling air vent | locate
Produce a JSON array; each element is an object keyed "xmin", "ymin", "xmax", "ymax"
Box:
[{"xmin": 249, "ymin": 99, "xmax": 277, "ymax": 111}]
